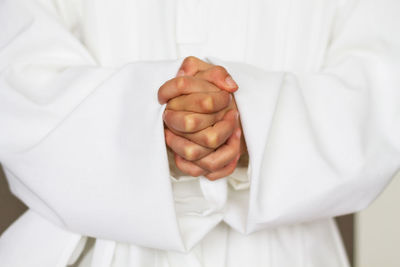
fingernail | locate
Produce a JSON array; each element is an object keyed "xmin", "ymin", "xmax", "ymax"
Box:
[
  {"xmin": 163, "ymin": 110, "xmax": 168, "ymax": 119},
  {"xmin": 177, "ymin": 69, "xmax": 185, "ymax": 77},
  {"xmin": 225, "ymin": 75, "xmax": 238, "ymax": 88},
  {"xmin": 235, "ymin": 110, "xmax": 239, "ymax": 120}
]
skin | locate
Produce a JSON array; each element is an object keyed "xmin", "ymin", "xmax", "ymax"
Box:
[{"xmin": 158, "ymin": 56, "xmax": 247, "ymax": 180}]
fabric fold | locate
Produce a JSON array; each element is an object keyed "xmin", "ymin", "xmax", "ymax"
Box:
[
  {"xmin": 0, "ymin": 210, "xmax": 82, "ymax": 267},
  {"xmin": 0, "ymin": 0, "xmax": 186, "ymax": 252},
  {"xmin": 208, "ymin": 0, "xmax": 400, "ymax": 232}
]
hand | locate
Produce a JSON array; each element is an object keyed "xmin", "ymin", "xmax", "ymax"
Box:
[
  {"xmin": 158, "ymin": 57, "xmax": 246, "ymax": 180},
  {"xmin": 159, "ymin": 57, "xmax": 239, "ymax": 153},
  {"xmin": 158, "ymin": 56, "xmax": 238, "ymax": 104}
]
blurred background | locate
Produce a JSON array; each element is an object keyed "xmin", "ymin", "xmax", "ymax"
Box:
[{"xmin": 0, "ymin": 165, "xmax": 399, "ymax": 266}]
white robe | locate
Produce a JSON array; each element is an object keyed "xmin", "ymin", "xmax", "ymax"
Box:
[{"xmin": 0, "ymin": 0, "xmax": 399, "ymax": 266}]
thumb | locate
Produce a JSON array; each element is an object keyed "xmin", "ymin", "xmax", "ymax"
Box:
[
  {"xmin": 177, "ymin": 56, "xmax": 213, "ymax": 77},
  {"xmin": 195, "ymin": 66, "xmax": 238, "ymax": 93}
]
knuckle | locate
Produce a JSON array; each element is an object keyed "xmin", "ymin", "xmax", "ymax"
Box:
[
  {"xmin": 175, "ymin": 76, "xmax": 189, "ymax": 91},
  {"xmin": 182, "ymin": 56, "xmax": 198, "ymax": 69},
  {"xmin": 185, "ymin": 56, "xmax": 198, "ymax": 63},
  {"xmin": 201, "ymin": 96, "xmax": 214, "ymax": 112},
  {"xmin": 184, "ymin": 114, "xmax": 197, "ymax": 132},
  {"xmin": 185, "ymin": 56, "xmax": 199, "ymax": 64},
  {"xmin": 183, "ymin": 145, "xmax": 200, "ymax": 161},
  {"xmin": 204, "ymin": 131, "xmax": 219, "ymax": 149}
]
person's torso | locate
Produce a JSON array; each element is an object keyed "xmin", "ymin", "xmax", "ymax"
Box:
[{"xmin": 74, "ymin": 0, "xmax": 345, "ymax": 73}]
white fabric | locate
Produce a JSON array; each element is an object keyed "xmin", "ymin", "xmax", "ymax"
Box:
[
  {"xmin": 0, "ymin": 0, "xmax": 399, "ymax": 266},
  {"xmin": 0, "ymin": 211, "xmax": 81, "ymax": 267}
]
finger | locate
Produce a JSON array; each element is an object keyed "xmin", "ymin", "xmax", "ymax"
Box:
[
  {"xmin": 158, "ymin": 76, "xmax": 221, "ymax": 104},
  {"xmin": 195, "ymin": 128, "xmax": 241, "ymax": 172},
  {"xmin": 205, "ymin": 154, "xmax": 241, "ymax": 181},
  {"xmin": 166, "ymin": 91, "xmax": 232, "ymax": 114},
  {"xmin": 170, "ymin": 109, "xmax": 239, "ymax": 149},
  {"xmin": 174, "ymin": 153, "xmax": 207, "ymax": 177},
  {"xmin": 177, "ymin": 56, "xmax": 213, "ymax": 77},
  {"xmin": 195, "ymin": 65, "xmax": 238, "ymax": 93},
  {"xmin": 165, "ymin": 129, "xmax": 213, "ymax": 161},
  {"xmin": 163, "ymin": 110, "xmax": 225, "ymax": 133}
]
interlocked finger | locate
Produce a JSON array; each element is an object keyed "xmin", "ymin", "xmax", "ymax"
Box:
[
  {"xmin": 177, "ymin": 56, "xmax": 213, "ymax": 77},
  {"xmin": 166, "ymin": 91, "xmax": 232, "ymax": 114},
  {"xmin": 195, "ymin": 128, "xmax": 241, "ymax": 172},
  {"xmin": 194, "ymin": 65, "xmax": 238, "ymax": 93},
  {"xmin": 205, "ymin": 154, "xmax": 241, "ymax": 181},
  {"xmin": 163, "ymin": 109, "xmax": 226, "ymax": 133},
  {"xmin": 174, "ymin": 153, "xmax": 207, "ymax": 177},
  {"xmin": 169, "ymin": 109, "xmax": 239, "ymax": 149},
  {"xmin": 165, "ymin": 129, "xmax": 213, "ymax": 161},
  {"xmin": 158, "ymin": 76, "xmax": 221, "ymax": 104}
]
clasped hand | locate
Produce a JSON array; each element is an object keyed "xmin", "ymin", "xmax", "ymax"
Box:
[{"xmin": 158, "ymin": 57, "xmax": 246, "ymax": 180}]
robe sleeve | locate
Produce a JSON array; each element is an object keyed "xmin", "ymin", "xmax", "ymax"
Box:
[
  {"xmin": 210, "ymin": 0, "xmax": 400, "ymax": 233},
  {"xmin": 0, "ymin": 0, "xmax": 185, "ymax": 251}
]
